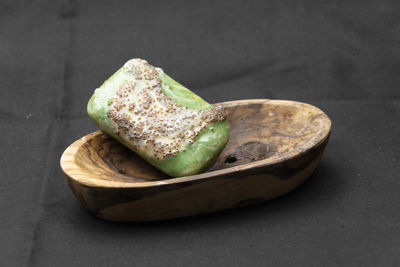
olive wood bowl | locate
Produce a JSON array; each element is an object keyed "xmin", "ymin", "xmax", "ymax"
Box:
[{"xmin": 60, "ymin": 99, "xmax": 331, "ymax": 221}]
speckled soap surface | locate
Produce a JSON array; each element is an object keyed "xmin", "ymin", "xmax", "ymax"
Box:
[{"xmin": 87, "ymin": 59, "xmax": 230, "ymax": 177}]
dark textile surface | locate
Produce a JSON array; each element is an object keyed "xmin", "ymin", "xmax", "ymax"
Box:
[{"xmin": 1, "ymin": 0, "xmax": 399, "ymax": 266}]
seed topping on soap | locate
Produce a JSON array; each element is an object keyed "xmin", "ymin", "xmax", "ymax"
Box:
[{"xmin": 106, "ymin": 58, "xmax": 226, "ymax": 159}]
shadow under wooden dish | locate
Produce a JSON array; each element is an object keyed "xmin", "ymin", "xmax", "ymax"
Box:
[{"xmin": 60, "ymin": 99, "xmax": 331, "ymax": 222}]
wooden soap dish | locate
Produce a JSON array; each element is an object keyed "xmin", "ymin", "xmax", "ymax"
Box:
[{"xmin": 60, "ymin": 99, "xmax": 331, "ymax": 221}]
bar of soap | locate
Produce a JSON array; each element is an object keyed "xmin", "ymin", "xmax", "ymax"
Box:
[{"xmin": 87, "ymin": 59, "xmax": 230, "ymax": 177}]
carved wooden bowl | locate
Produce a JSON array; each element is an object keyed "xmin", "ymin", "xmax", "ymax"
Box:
[{"xmin": 60, "ymin": 99, "xmax": 331, "ymax": 221}]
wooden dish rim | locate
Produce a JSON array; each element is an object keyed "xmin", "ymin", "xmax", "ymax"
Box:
[{"xmin": 60, "ymin": 99, "xmax": 331, "ymax": 188}]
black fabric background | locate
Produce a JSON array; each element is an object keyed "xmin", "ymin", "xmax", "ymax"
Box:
[{"xmin": 1, "ymin": 0, "xmax": 400, "ymax": 266}]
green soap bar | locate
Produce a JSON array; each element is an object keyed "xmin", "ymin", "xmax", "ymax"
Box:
[{"xmin": 87, "ymin": 59, "xmax": 230, "ymax": 177}]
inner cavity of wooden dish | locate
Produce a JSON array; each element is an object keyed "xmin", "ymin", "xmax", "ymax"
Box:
[{"xmin": 74, "ymin": 101, "xmax": 326, "ymax": 182}]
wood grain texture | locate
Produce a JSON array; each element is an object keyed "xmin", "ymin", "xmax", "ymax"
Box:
[{"xmin": 60, "ymin": 99, "xmax": 331, "ymax": 221}]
